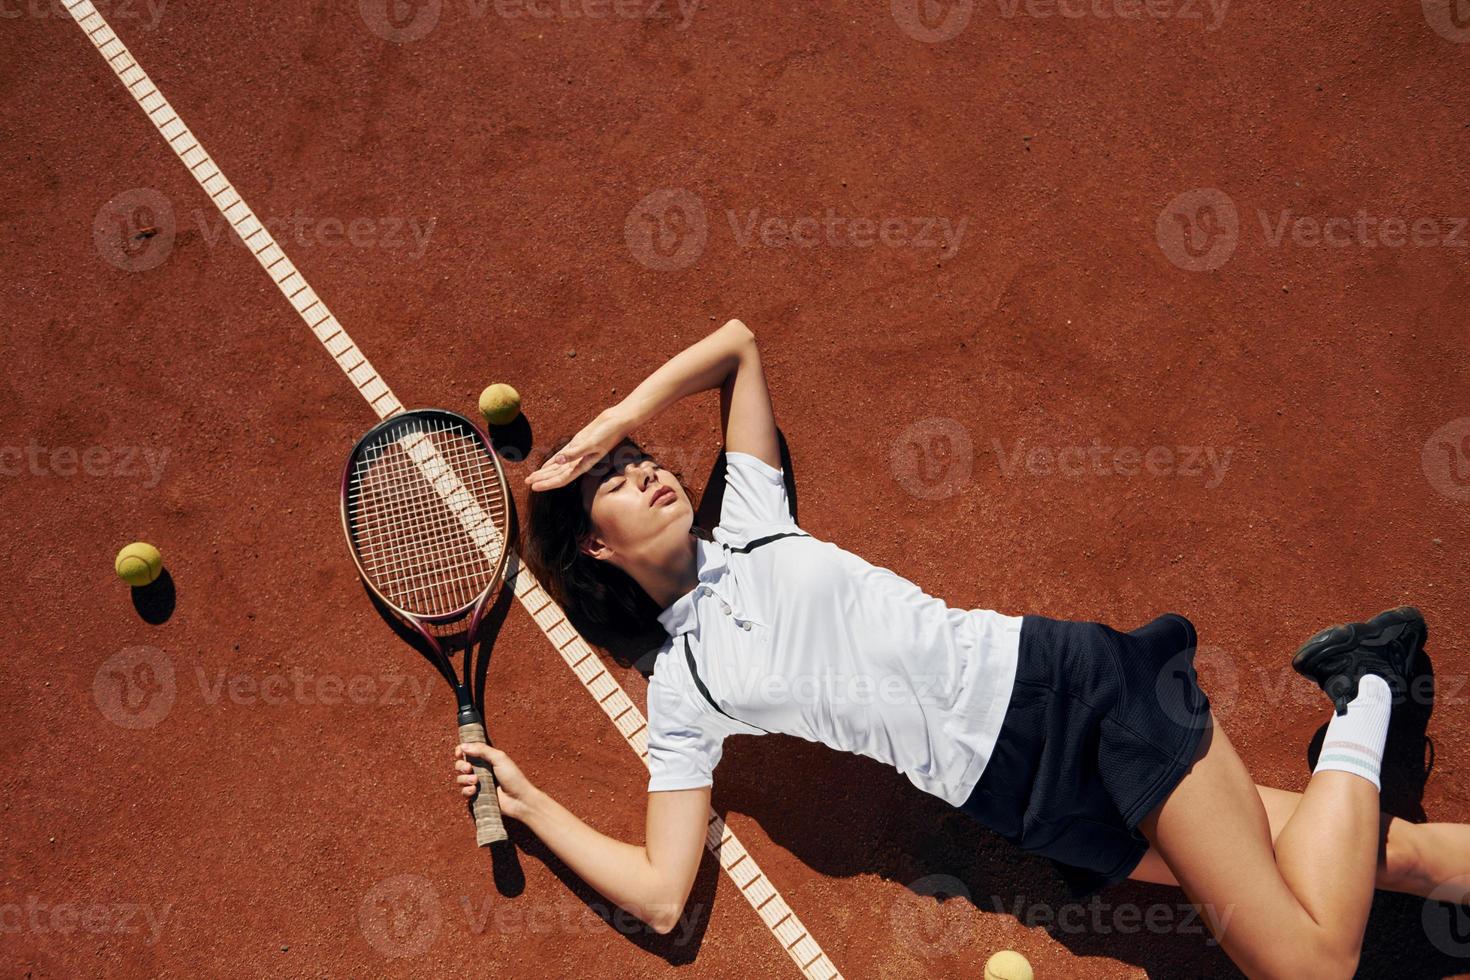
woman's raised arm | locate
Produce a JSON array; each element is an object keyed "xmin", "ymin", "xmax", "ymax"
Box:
[{"xmin": 525, "ymin": 318, "xmax": 757, "ymax": 491}]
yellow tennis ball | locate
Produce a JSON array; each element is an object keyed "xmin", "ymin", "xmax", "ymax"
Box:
[
  {"xmin": 115, "ymin": 542, "xmax": 163, "ymax": 587},
  {"xmin": 984, "ymin": 950, "xmax": 1033, "ymax": 980},
  {"xmin": 478, "ymin": 383, "xmax": 521, "ymax": 426}
]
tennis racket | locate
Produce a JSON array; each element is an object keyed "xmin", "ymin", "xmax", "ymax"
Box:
[{"xmin": 340, "ymin": 408, "xmax": 512, "ymax": 846}]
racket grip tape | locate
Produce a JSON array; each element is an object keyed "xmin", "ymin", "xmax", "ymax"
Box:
[{"xmin": 457, "ymin": 721, "xmax": 508, "ymax": 846}]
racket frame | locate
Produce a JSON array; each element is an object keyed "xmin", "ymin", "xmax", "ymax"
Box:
[{"xmin": 339, "ymin": 407, "xmax": 513, "ymax": 844}]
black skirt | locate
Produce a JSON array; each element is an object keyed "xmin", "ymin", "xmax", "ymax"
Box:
[{"xmin": 957, "ymin": 612, "xmax": 1210, "ymax": 898}]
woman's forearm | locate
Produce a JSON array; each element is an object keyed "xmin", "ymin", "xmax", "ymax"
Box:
[
  {"xmin": 613, "ymin": 318, "xmax": 753, "ymax": 430},
  {"xmin": 518, "ymin": 787, "xmax": 676, "ymax": 931}
]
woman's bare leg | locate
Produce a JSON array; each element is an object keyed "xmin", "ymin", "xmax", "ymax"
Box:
[
  {"xmin": 1133, "ymin": 784, "xmax": 1470, "ymax": 898},
  {"xmin": 1130, "ymin": 714, "xmax": 1381, "ymax": 978}
]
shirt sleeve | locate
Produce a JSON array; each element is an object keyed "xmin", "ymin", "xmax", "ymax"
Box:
[
  {"xmin": 645, "ymin": 656, "xmax": 727, "ymax": 793},
  {"xmin": 718, "ymin": 450, "xmax": 795, "ymax": 533}
]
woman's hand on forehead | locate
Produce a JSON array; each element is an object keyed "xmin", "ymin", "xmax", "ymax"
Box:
[{"xmin": 525, "ymin": 410, "xmax": 634, "ymax": 492}]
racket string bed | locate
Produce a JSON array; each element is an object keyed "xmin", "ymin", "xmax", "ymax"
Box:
[{"xmin": 349, "ymin": 419, "xmax": 509, "ymax": 618}]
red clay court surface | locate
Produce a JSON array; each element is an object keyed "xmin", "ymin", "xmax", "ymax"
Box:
[{"xmin": 4, "ymin": 1, "xmax": 1470, "ymax": 977}]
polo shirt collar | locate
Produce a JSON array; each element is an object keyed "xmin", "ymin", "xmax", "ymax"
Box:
[{"xmin": 656, "ymin": 531, "xmax": 729, "ymax": 637}]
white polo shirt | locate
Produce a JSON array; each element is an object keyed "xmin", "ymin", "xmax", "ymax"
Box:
[{"xmin": 644, "ymin": 451, "xmax": 1022, "ymax": 807}]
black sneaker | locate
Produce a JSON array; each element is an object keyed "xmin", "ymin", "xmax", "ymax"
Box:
[{"xmin": 1292, "ymin": 606, "xmax": 1427, "ymax": 715}]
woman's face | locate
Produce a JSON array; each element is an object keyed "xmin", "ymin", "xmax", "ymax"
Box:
[{"xmin": 578, "ymin": 449, "xmax": 691, "ymax": 563}]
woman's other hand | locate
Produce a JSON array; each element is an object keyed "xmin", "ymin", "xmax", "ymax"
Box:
[{"xmin": 454, "ymin": 743, "xmax": 538, "ymax": 822}]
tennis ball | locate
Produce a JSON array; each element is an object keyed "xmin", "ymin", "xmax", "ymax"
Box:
[
  {"xmin": 984, "ymin": 950, "xmax": 1033, "ymax": 980},
  {"xmin": 478, "ymin": 383, "xmax": 521, "ymax": 426},
  {"xmin": 115, "ymin": 542, "xmax": 163, "ymax": 587}
]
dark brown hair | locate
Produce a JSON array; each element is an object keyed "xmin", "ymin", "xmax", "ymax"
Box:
[{"xmin": 521, "ymin": 433, "xmax": 701, "ymax": 665}]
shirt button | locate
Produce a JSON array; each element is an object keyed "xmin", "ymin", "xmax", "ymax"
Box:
[
  {"xmin": 721, "ymin": 603, "xmax": 731, "ymax": 615},
  {"xmin": 741, "ymin": 621, "xmax": 751, "ymax": 631}
]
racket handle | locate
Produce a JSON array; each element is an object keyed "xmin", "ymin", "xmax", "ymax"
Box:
[{"xmin": 457, "ymin": 720, "xmax": 508, "ymax": 846}]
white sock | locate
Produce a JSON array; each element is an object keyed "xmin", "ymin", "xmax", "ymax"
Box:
[{"xmin": 1312, "ymin": 674, "xmax": 1393, "ymax": 791}]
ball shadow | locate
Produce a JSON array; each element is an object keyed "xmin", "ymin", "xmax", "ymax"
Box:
[{"xmin": 130, "ymin": 568, "xmax": 176, "ymax": 624}]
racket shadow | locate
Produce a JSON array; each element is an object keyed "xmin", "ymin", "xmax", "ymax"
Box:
[{"xmin": 357, "ymin": 576, "xmax": 516, "ymax": 713}]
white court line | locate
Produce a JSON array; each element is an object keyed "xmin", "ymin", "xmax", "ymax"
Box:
[{"xmin": 61, "ymin": 4, "xmax": 843, "ymax": 977}]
